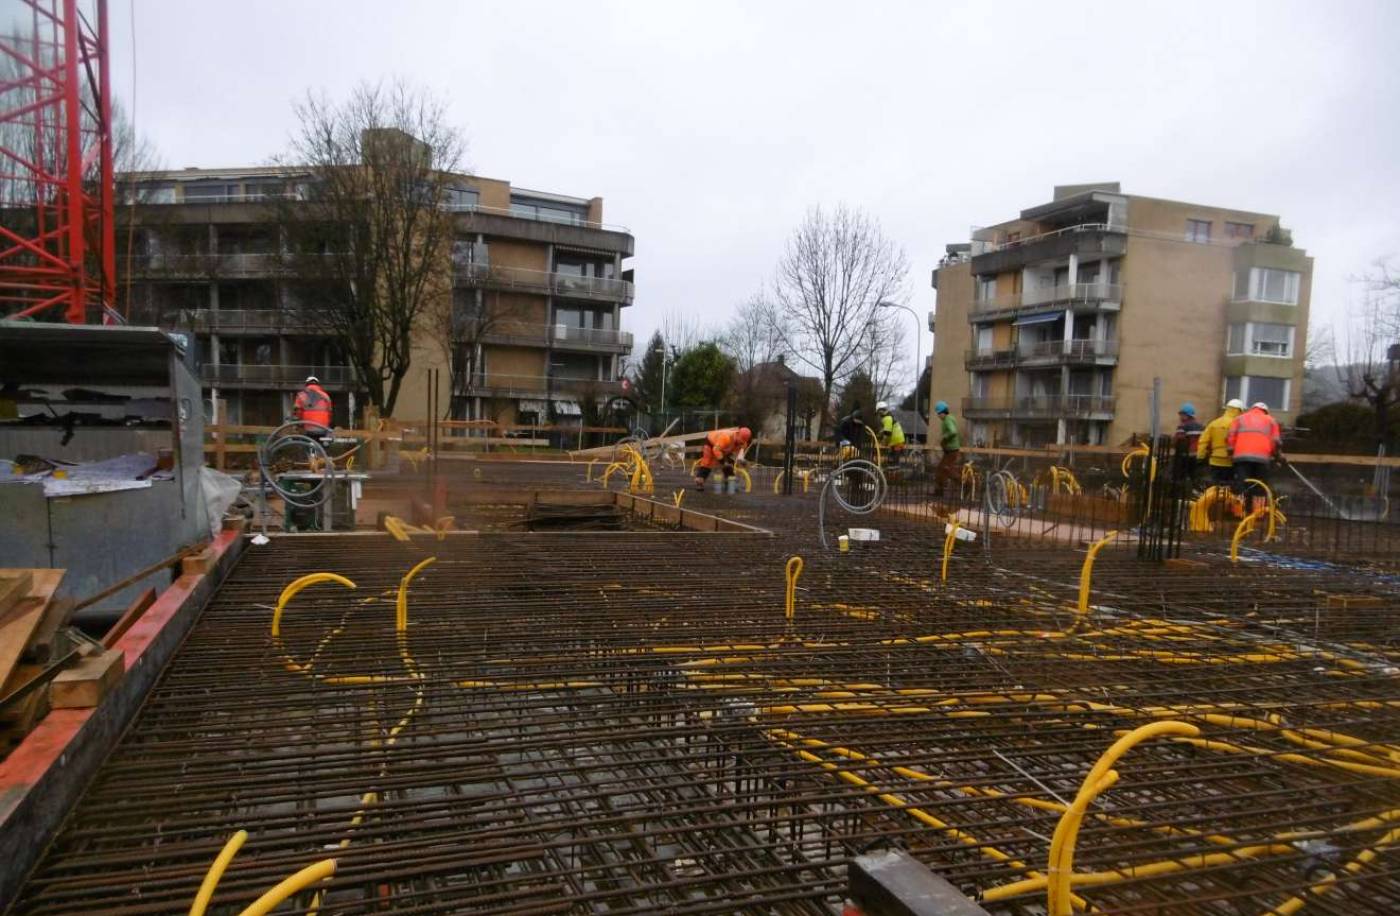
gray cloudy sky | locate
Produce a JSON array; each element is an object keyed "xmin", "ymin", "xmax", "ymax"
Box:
[{"xmin": 110, "ymin": 0, "xmax": 1400, "ymax": 390}]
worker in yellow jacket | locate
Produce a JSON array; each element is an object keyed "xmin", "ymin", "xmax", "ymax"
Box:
[{"xmin": 1196, "ymin": 398, "xmax": 1244, "ymax": 485}]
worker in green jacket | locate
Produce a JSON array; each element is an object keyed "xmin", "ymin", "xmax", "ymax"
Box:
[
  {"xmin": 875, "ymin": 401, "xmax": 906, "ymax": 466},
  {"xmin": 933, "ymin": 400, "xmax": 962, "ymax": 495}
]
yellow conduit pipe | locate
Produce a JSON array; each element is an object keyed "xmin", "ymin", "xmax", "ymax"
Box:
[
  {"xmin": 941, "ymin": 518, "xmax": 960, "ymax": 584},
  {"xmin": 773, "ymin": 470, "xmax": 785, "ymax": 494},
  {"xmin": 784, "ymin": 556, "xmax": 803, "ymax": 623},
  {"xmin": 860, "ymin": 424, "xmax": 883, "ymax": 467},
  {"xmin": 1244, "ymin": 476, "xmax": 1282, "ymax": 541},
  {"xmin": 735, "ymin": 465, "xmax": 752, "ymax": 492},
  {"xmin": 271, "ymin": 573, "xmax": 357, "ymax": 637},
  {"xmin": 1045, "ymin": 721, "xmax": 1200, "ymax": 915},
  {"xmin": 1264, "ymin": 823, "xmax": 1400, "ymax": 915},
  {"xmin": 1076, "ymin": 531, "xmax": 1118, "ymax": 619},
  {"xmin": 239, "ymin": 859, "xmax": 337, "ymax": 916},
  {"xmin": 1231, "ymin": 506, "xmax": 1268, "ymax": 563},
  {"xmin": 190, "ymin": 830, "xmax": 247, "ymax": 916},
  {"xmin": 434, "ymin": 516, "xmax": 455, "ymax": 540},
  {"xmin": 396, "ymin": 556, "xmax": 436, "ymax": 632},
  {"xmin": 673, "ymin": 489, "xmax": 685, "ymax": 506}
]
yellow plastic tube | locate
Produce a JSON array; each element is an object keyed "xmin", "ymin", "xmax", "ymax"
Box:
[
  {"xmin": 190, "ymin": 830, "xmax": 247, "ymax": 916},
  {"xmin": 1045, "ymin": 721, "xmax": 1200, "ymax": 915},
  {"xmin": 1230, "ymin": 506, "xmax": 1267, "ymax": 563},
  {"xmin": 396, "ymin": 556, "xmax": 436, "ymax": 633},
  {"xmin": 271, "ymin": 573, "xmax": 357, "ymax": 637},
  {"xmin": 238, "ymin": 859, "xmax": 337, "ymax": 916},
  {"xmin": 941, "ymin": 519, "xmax": 960, "ymax": 584},
  {"xmin": 1076, "ymin": 531, "xmax": 1118, "ymax": 618},
  {"xmin": 784, "ymin": 555, "xmax": 803, "ymax": 622}
]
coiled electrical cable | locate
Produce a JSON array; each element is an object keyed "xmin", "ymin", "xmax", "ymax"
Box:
[
  {"xmin": 258, "ymin": 421, "xmax": 336, "ymax": 510},
  {"xmin": 985, "ymin": 469, "xmax": 1020, "ymax": 527},
  {"xmin": 818, "ymin": 459, "xmax": 887, "ymax": 548}
]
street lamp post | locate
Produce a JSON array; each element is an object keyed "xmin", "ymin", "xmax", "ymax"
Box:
[{"xmin": 878, "ymin": 301, "xmax": 923, "ymax": 415}]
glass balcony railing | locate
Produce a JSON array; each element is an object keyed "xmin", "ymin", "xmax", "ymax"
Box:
[
  {"xmin": 200, "ymin": 363, "xmax": 355, "ymax": 386},
  {"xmin": 962, "ymin": 395, "xmax": 1116, "ymax": 418}
]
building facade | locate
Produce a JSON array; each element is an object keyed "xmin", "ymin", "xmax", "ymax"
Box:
[
  {"xmin": 124, "ymin": 166, "xmax": 634, "ymax": 427},
  {"xmin": 929, "ymin": 183, "xmax": 1311, "ymax": 447}
]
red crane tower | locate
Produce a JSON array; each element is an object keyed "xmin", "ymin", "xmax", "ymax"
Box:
[{"xmin": 0, "ymin": 0, "xmax": 115, "ymax": 324}]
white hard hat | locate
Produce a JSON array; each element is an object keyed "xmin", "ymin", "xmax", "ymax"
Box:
[
  {"xmin": 1251, "ymin": 401, "xmax": 1269, "ymax": 412},
  {"xmin": 305, "ymin": 375, "xmax": 319, "ymax": 384},
  {"xmin": 875, "ymin": 401, "xmax": 889, "ymax": 412},
  {"xmin": 1225, "ymin": 398, "xmax": 1245, "ymax": 410}
]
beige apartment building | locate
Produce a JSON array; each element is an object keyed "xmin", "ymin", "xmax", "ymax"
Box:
[
  {"xmin": 929, "ymin": 183, "xmax": 1311, "ymax": 447},
  {"xmin": 124, "ymin": 165, "xmax": 634, "ymax": 427}
]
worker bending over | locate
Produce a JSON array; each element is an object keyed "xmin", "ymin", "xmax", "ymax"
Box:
[
  {"xmin": 293, "ymin": 375, "xmax": 333, "ymax": 437},
  {"xmin": 874, "ymin": 402, "xmax": 906, "ymax": 466},
  {"xmin": 932, "ymin": 400, "xmax": 962, "ymax": 495},
  {"xmin": 694, "ymin": 426, "xmax": 752, "ymax": 491},
  {"xmin": 1197, "ymin": 398, "xmax": 1243, "ymax": 485},
  {"xmin": 1227, "ymin": 401, "xmax": 1283, "ymax": 510}
]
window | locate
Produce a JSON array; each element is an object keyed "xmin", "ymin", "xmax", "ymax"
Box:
[
  {"xmin": 970, "ymin": 373, "xmax": 988, "ymax": 398},
  {"xmin": 1225, "ymin": 221, "xmax": 1254, "ymax": 239},
  {"xmin": 1225, "ymin": 376, "xmax": 1290, "ymax": 410},
  {"xmin": 1227, "ymin": 324, "xmax": 1247, "ymax": 355},
  {"xmin": 975, "ymin": 277, "xmax": 996, "ymax": 302},
  {"xmin": 184, "ymin": 181, "xmax": 238, "ymax": 203},
  {"xmin": 1248, "ymin": 268, "xmax": 1300, "ymax": 304},
  {"xmin": 445, "ymin": 187, "xmax": 479, "ymax": 210},
  {"xmin": 1185, "ymin": 219, "xmax": 1211, "ymax": 243},
  {"xmin": 1250, "ymin": 323, "xmax": 1293, "ymax": 357},
  {"xmin": 975, "ymin": 326, "xmax": 994, "ymax": 353},
  {"xmin": 1234, "ymin": 271, "xmax": 1250, "ymax": 300},
  {"xmin": 1248, "ymin": 377, "xmax": 1288, "ymax": 410},
  {"xmin": 510, "ymin": 195, "xmax": 588, "ymax": 225}
]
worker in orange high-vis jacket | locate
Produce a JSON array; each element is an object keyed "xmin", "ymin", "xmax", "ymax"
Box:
[
  {"xmin": 1227, "ymin": 400, "xmax": 1282, "ymax": 510},
  {"xmin": 293, "ymin": 375, "xmax": 333, "ymax": 436},
  {"xmin": 694, "ymin": 426, "xmax": 752, "ymax": 491}
]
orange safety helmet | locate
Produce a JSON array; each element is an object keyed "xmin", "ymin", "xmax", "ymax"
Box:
[{"xmin": 736, "ymin": 427, "xmax": 752, "ymax": 444}]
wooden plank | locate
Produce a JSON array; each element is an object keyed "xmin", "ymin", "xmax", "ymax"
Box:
[
  {"xmin": 0, "ymin": 572, "xmax": 33, "ymax": 618},
  {"xmin": 102, "ymin": 588, "xmax": 158, "ymax": 649},
  {"xmin": 50, "ymin": 649, "xmax": 124, "ymax": 709},
  {"xmin": 0, "ymin": 570, "xmax": 64, "ymax": 689}
]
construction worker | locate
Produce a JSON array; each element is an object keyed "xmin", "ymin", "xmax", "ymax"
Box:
[
  {"xmin": 693, "ymin": 426, "xmax": 752, "ymax": 491},
  {"xmin": 293, "ymin": 375, "xmax": 333, "ymax": 436},
  {"xmin": 1174, "ymin": 403, "xmax": 1203, "ymax": 453},
  {"xmin": 835, "ymin": 404, "xmax": 865, "ymax": 459},
  {"xmin": 1197, "ymin": 398, "xmax": 1244, "ymax": 485},
  {"xmin": 874, "ymin": 401, "xmax": 906, "ymax": 466},
  {"xmin": 1227, "ymin": 400, "xmax": 1283, "ymax": 509},
  {"xmin": 932, "ymin": 400, "xmax": 962, "ymax": 495}
]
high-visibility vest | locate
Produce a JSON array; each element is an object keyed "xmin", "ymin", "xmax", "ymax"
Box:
[
  {"xmin": 1197, "ymin": 411, "xmax": 1238, "ymax": 468},
  {"xmin": 706, "ymin": 427, "xmax": 743, "ymax": 459},
  {"xmin": 1227, "ymin": 408, "xmax": 1279, "ymax": 461},
  {"xmin": 295, "ymin": 383, "xmax": 333, "ymax": 429},
  {"xmin": 880, "ymin": 414, "xmax": 906, "ymax": 447}
]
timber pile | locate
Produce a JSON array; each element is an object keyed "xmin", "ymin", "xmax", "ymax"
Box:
[{"xmin": 0, "ymin": 569, "xmax": 125, "ymax": 756}]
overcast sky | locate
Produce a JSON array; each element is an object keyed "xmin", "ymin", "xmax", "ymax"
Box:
[{"xmin": 108, "ymin": 0, "xmax": 1400, "ymax": 389}]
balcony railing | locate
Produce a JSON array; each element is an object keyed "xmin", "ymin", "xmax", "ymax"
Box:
[
  {"xmin": 970, "ymin": 283, "xmax": 1123, "ymax": 320},
  {"xmin": 965, "ymin": 339, "xmax": 1119, "ymax": 370},
  {"xmin": 200, "ymin": 363, "xmax": 356, "ymax": 387},
  {"xmin": 962, "ymin": 395, "xmax": 1116, "ymax": 419},
  {"xmin": 453, "ymin": 261, "xmax": 634, "ymax": 303},
  {"xmin": 129, "ymin": 252, "xmax": 294, "ymax": 277},
  {"xmin": 460, "ymin": 373, "xmax": 624, "ymax": 399},
  {"xmin": 178, "ymin": 308, "xmax": 323, "ymax": 334},
  {"xmin": 466, "ymin": 319, "xmax": 634, "ymax": 352},
  {"xmin": 443, "ymin": 201, "xmax": 630, "ymax": 234}
]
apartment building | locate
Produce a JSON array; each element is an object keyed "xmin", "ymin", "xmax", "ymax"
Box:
[
  {"xmin": 124, "ymin": 164, "xmax": 634, "ymax": 427},
  {"xmin": 929, "ymin": 183, "xmax": 1311, "ymax": 447}
]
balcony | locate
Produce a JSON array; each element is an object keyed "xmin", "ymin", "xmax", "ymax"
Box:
[
  {"xmin": 969, "ymin": 283, "xmax": 1123, "ymax": 322},
  {"xmin": 453, "ymin": 262, "xmax": 634, "ymax": 304},
  {"xmin": 200, "ymin": 363, "xmax": 356, "ymax": 389},
  {"xmin": 969, "ymin": 223, "xmax": 1126, "ymax": 275},
  {"xmin": 965, "ymin": 338, "xmax": 1119, "ymax": 370},
  {"xmin": 962, "ymin": 395, "xmax": 1116, "ymax": 420},
  {"xmin": 460, "ymin": 373, "xmax": 624, "ymax": 400},
  {"xmin": 468, "ymin": 319, "xmax": 635, "ymax": 353},
  {"xmin": 129, "ymin": 252, "xmax": 293, "ymax": 278},
  {"xmin": 177, "ymin": 309, "xmax": 326, "ymax": 336},
  {"xmin": 447, "ymin": 204, "xmax": 634, "ymax": 257}
]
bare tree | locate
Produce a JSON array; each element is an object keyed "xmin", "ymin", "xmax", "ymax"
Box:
[
  {"xmin": 722, "ymin": 293, "xmax": 784, "ymax": 373},
  {"xmin": 853, "ymin": 306, "xmax": 908, "ymax": 404},
  {"xmin": 1333, "ymin": 264, "xmax": 1400, "ymax": 449},
  {"xmin": 273, "ymin": 79, "xmax": 467, "ymax": 416},
  {"xmin": 772, "ymin": 204, "xmax": 908, "ymax": 433},
  {"xmin": 660, "ymin": 308, "xmax": 710, "ymax": 354}
]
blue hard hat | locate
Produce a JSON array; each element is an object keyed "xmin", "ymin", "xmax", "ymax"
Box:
[
  {"xmin": 934, "ymin": 400, "xmax": 949, "ymax": 414},
  {"xmin": 1178, "ymin": 403, "xmax": 1196, "ymax": 417}
]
